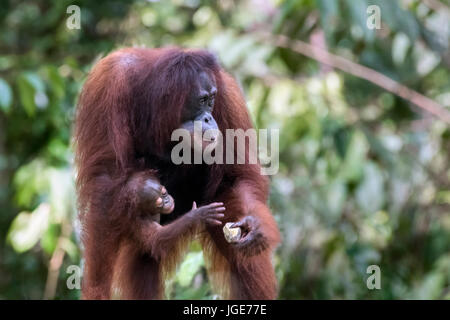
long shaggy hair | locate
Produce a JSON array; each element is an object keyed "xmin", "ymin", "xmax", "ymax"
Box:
[{"xmin": 74, "ymin": 47, "xmax": 280, "ymax": 300}]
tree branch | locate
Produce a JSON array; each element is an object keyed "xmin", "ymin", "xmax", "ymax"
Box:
[
  {"xmin": 256, "ymin": 32, "xmax": 450, "ymax": 124},
  {"xmin": 43, "ymin": 221, "xmax": 72, "ymax": 300}
]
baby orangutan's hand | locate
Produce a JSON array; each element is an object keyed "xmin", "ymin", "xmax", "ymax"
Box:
[{"xmin": 187, "ymin": 201, "xmax": 225, "ymax": 226}]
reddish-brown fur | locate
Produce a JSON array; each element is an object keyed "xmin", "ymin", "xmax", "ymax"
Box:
[{"xmin": 74, "ymin": 47, "xmax": 280, "ymax": 299}]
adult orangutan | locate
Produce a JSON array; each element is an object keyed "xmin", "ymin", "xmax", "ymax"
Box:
[{"xmin": 74, "ymin": 47, "xmax": 280, "ymax": 300}]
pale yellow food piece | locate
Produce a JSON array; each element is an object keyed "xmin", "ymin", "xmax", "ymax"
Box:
[{"xmin": 223, "ymin": 222, "xmax": 241, "ymax": 243}]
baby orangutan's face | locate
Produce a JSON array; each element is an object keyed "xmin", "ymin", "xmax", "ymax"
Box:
[{"xmin": 139, "ymin": 179, "xmax": 175, "ymax": 214}]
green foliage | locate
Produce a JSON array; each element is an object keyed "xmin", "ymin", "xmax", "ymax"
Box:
[
  {"xmin": 0, "ymin": 78, "xmax": 13, "ymax": 113},
  {"xmin": 0, "ymin": 0, "xmax": 449, "ymax": 299}
]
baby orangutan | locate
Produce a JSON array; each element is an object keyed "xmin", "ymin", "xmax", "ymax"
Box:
[
  {"xmin": 134, "ymin": 175, "xmax": 175, "ymax": 223},
  {"xmin": 131, "ymin": 173, "xmax": 225, "ymax": 225},
  {"xmin": 98, "ymin": 172, "xmax": 226, "ymax": 299}
]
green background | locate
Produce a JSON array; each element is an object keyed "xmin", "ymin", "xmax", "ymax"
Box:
[{"xmin": 0, "ymin": 0, "xmax": 449, "ymax": 299}]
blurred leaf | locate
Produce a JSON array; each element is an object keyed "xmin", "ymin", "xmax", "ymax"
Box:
[
  {"xmin": 334, "ymin": 127, "xmax": 353, "ymax": 159},
  {"xmin": 22, "ymin": 72, "xmax": 45, "ymax": 92},
  {"xmin": 0, "ymin": 78, "xmax": 12, "ymax": 113},
  {"xmin": 339, "ymin": 130, "xmax": 368, "ymax": 182},
  {"xmin": 414, "ymin": 273, "xmax": 446, "ymax": 299},
  {"xmin": 325, "ymin": 180, "xmax": 347, "ymax": 218},
  {"xmin": 392, "ymin": 33, "xmax": 411, "ymax": 66},
  {"xmin": 40, "ymin": 223, "xmax": 59, "ymax": 254},
  {"xmin": 17, "ymin": 74, "xmax": 36, "ymax": 116},
  {"xmin": 7, "ymin": 203, "xmax": 50, "ymax": 253},
  {"xmin": 13, "ymin": 160, "xmax": 49, "ymax": 207},
  {"xmin": 48, "ymin": 168, "xmax": 75, "ymax": 223},
  {"xmin": 60, "ymin": 238, "xmax": 78, "ymax": 261},
  {"xmin": 356, "ymin": 162, "xmax": 385, "ymax": 213},
  {"xmin": 45, "ymin": 66, "xmax": 65, "ymax": 99},
  {"xmin": 175, "ymin": 251, "xmax": 204, "ymax": 287}
]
